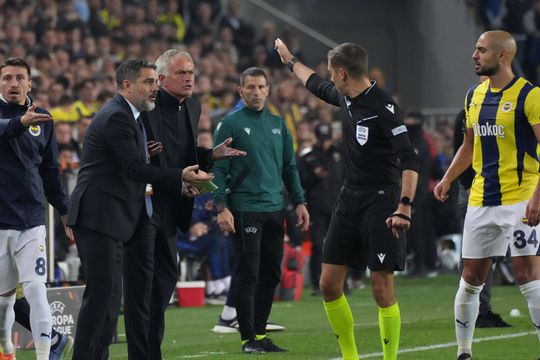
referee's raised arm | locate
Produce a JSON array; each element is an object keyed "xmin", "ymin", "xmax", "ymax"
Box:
[
  {"xmin": 276, "ymin": 38, "xmax": 341, "ymax": 107},
  {"xmin": 275, "ymin": 38, "xmax": 314, "ymax": 85}
]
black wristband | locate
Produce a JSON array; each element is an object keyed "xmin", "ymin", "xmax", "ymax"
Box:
[
  {"xmin": 288, "ymin": 56, "xmax": 299, "ymax": 72},
  {"xmin": 390, "ymin": 213, "xmax": 411, "ymax": 222}
]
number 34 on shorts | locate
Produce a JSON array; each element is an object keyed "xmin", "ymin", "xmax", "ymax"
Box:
[{"xmin": 514, "ymin": 228, "xmax": 538, "ymax": 249}]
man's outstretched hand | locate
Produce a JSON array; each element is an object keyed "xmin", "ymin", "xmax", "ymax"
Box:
[
  {"xmin": 211, "ymin": 137, "xmax": 246, "ymax": 161},
  {"xmin": 20, "ymin": 105, "xmax": 53, "ymax": 127}
]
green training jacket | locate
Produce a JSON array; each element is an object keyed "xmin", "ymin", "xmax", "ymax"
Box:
[{"xmin": 212, "ymin": 106, "xmax": 305, "ymax": 212}]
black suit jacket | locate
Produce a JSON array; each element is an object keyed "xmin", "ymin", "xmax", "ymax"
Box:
[
  {"xmin": 141, "ymin": 93, "xmax": 212, "ymax": 232},
  {"xmin": 67, "ymin": 94, "xmax": 183, "ymax": 241}
]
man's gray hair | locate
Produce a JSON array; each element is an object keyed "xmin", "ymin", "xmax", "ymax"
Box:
[{"xmin": 155, "ymin": 49, "xmax": 193, "ymax": 75}]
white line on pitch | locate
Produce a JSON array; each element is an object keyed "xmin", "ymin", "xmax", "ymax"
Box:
[
  {"xmin": 329, "ymin": 331, "xmax": 535, "ymax": 359},
  {"xmin": 176, "ymin": 352, "xmax": 227, "ymax": 358}
]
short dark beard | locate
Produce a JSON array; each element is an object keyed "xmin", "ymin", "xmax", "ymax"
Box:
[{"xmin": 475, "ymin": 63, "xmax": 499, "ymax": 77}]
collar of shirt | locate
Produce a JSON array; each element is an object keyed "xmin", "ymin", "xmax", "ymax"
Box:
[
  {"xmin": 242, "ymin": 105, "xmax": 266, "ymax": 117},
  {"xmin": 346, "ymin": 80, "xmax": 377, "ymax": 104},
  {"xmin": 124, "ymin": 98, "xmax": 141, "ymax": 122},
  {"xmin": 159, "ymin": 87, "xmax": 185, "ymax": 111},
  {"xmin": 0, "ymin": 93, "xmax": 32, "ymax": 108}
]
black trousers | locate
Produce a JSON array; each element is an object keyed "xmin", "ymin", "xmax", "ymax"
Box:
[
  {"xmin": 309, "ymin": 210, "xmax": 331, "ymax": 290},
  {"xmin": 147, "ymin": 202, "xmax": 179, "ymax": 360},
  {"xmin": 233, "ymin": 210, "xmax": 284, "ymax": 341},
  {"xmin": 72, "ymin": 215, "xmax": 153, "ymax": 360},
  {"xmin": 408, "ymin": 195, "xmax": 437, "ymax": 271}
]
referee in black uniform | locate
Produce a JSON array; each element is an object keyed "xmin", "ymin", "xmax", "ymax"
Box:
[{"xmin": 276, "ymin": 39, "xmax": 419, "ymax": 360}]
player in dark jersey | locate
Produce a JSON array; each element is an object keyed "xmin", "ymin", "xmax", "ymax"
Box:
[{"xmin": 276, "ymin": 39, "xmax": 419, "ymax": 360}]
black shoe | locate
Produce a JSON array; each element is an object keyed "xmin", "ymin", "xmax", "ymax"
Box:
[
  {"xmin": 242, "ymin": 339, "xmax": 265, "ymax": 354},
  {"xmin": 256, "ymin": 337, "xmax": 288, "ymax": 352},
  {"xmin": 487, "ymin": 311, "xmax": 511, "ymax": 327},
  {"xmin": 457, "ymin": 354, "xmax": 471, "ymax": 360},
  {"xmin": 476, "ymin": 311, "xmax": 511, "ymax": 328}
]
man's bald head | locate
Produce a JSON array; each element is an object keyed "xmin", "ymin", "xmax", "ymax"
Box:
[
  {"xmin": 473, "ymin": 30, "xmax": 517, "ymax": 77},
  {"xmin": 478, "ymin": 30, "xmax": 517, "ymax": 63}
]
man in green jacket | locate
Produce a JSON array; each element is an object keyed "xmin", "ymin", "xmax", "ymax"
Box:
[{"xmin": 213, "ymin": 67, "xmax": 309, "ymax": 354}]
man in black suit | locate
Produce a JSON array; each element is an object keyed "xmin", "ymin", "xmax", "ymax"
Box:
[
  {"xmin": 67, "ymin": 59, "xmax": 213, "ymax": 360},
  {"xmin": 141, "ymin": 49, "xmax": 245, "ymax": 360}
]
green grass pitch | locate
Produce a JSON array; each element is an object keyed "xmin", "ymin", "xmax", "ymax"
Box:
[{"xmin": 14, "ymin": 274, "xmax": 540, "ymax": 359}]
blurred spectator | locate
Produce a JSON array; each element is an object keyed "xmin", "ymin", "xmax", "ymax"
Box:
[
  {"xmin": 216, "ymin": 26, "xmax": 239, "ymax": 65},
  {"xmin": 57, "ymin": 0, "xmax": 85, "ymax": 32},
  {"xmin": 158, "ymin": 0, "xmax": 187, "ymax": 43},
  {"xmin": 369, "ymin": 67, "xmax": 390, "ymax": 93},
  {"xmin": 502, "ymin": 0, "xmax": 531, "ymax": 65},
  {"xmin": 55, "ymin": 121, "xmax": 80, "ymax": 162},
  {"xmin": 97, "ymin": 89, "xmax": 114, "ymax": 107},
  {"xmin": 296, "ymin": 121, "xmax": 316, "ymax": 155},
  {"xmin": 70, "ymin": 78, "xmax": 98, "ymax": 121},
  {"xmin": 177, "ymin": 130, "xmax": 233, "ymax": 302},
  {"xmin": 49, "ymin": 79, "xmax": 69, "ymax": 108},
  {"xmin": 188, "ymin": 0, "xmax": 222, "ymax": 23},
  {"xmin": 403, "ymin": 112, "xmax": 437, "ymax": 277},
  {"xmin": 218, "ymin": 0, "xmax": 255, "ymax": 63},
  {"xmin": 177, "ymin": 192, "xmax": 233, "ymax": 302},
  {"xmin": 297, "ymin": 123, "xmax": 343, "ymax": 295},
  {"xmin": 269, "ymin": 78, "xmax": 302, "ymax": 150},
  {"xmin": 50, "ymin": 95, "xmax": 77, "ymax": 122},
  {"xmin": 476, "ymin": 0, "xmax": 506, "ymax": 29},
  {"xmin": 185, "ymin": 1, "xmax": 215, "ymax": 44},
  {"xmin": 524, "ymin": 0, "xmax": 540, "ymax": 83},
  {"xmin": 57, "ymin": 143, "xmax": 78, "ymax": 196},
  {"xmin": 429, "ymin": 127, "xmax": 460, "ymax": 237},
  {"xmin": 54, "ymin": 121, "xmax": 74, "ymax": 145},
  {"xmin": 281, "ymin": 30, "xmax": 305, "ymax": 63},
  {"xmin": 258, "ymin": 20, "xmax": 282, "ymax": 69},
  {"xmin": 73, "ymin": 115, "xmax": 93, "ymax": 157},
  {"xmin": 98, "ymin": 0, "xmax": 123, "ymax": 31}
]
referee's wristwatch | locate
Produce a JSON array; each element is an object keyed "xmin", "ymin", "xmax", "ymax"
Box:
[
  {"xmin": 288, "ymin": 56, "xmax": 299, "ymax": 72},
  {"xmin": 400, "ymin": 196, "xmax": 413, "ymax": 206}
]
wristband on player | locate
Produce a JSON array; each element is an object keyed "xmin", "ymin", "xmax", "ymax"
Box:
[{"xmin": 390, "ymin": 213, "xmax": 411, "ymax": 222}]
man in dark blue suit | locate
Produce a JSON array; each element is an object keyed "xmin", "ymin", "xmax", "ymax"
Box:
[{"xmin": 67, "ymin": 59, "xmax": 213, "ymax": 360}]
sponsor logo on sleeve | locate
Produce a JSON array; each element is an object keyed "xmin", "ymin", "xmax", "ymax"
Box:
[{"xmin": 391, "ymin": 125, "xmax": 407, "ymax": 136}]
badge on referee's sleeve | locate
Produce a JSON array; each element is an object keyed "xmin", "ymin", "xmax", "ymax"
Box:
[{"xmin": 356, "ymin": 125, "xmax": 369, "ymax": 145}]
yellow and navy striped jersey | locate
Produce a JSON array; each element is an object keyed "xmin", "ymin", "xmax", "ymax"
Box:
[{"xmin": 465, "ymin": 77, "xmax": 540, "ymax": 206}]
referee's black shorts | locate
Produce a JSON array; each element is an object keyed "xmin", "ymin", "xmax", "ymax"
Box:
[{"xmin": 323, "ymin": 183, "xmax": 406, "ymax": 272}]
